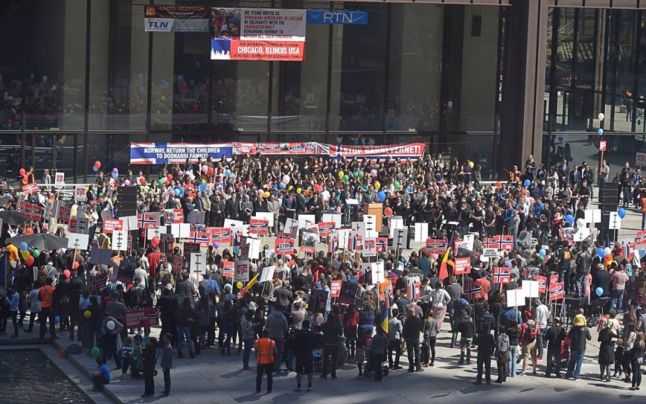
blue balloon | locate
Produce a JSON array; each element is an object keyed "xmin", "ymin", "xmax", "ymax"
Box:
[
  {"xmin": 564, "ymin": 214, "xmax": 575, "ymax": 225},
  {"xmin": 595, "ymin": 247, "xmax": 605, "ymax": 258},
  {"xmin": 595, "ymin": 287, "xmax": 604, "ymax": 297},
  {"xmin": 538, "ymin": 249, "xmax": 546, "ymax": 258},
  {"xmin": 377, "ymin": 191, "xmax": 386, "ymax": 203},
  {"xmin": 198, "ymin": 183, "xmax": 207, "ymax": 193},
  {"xmin": 597, "ymin": 128, "xmax": 604, "ymax": 136},
  {"xmin": 111, "ymin": 168, "xmax": 119, "ymax": 179},
  {"xmin": 19, "ymin": 242, "xmax": 29, "ymax": 251},
  {"xmin": 523, "ymin": 179, "xmax": 531, "ymax": 188},
  {"xmin": 174, "ymin": 187, "xmax": 184, "ymax": 198},
  {"xmin": 617, "ymin": 207, "xmax": 626, "ymax": 219}
]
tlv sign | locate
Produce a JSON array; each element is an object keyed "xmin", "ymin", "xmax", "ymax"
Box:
[
  {"xmin": 307, "ymin": 10, "xmax": 368, "ymax": 25},
  {"xmin": 144, "ymin": 18, "xmax": 174, "ymax": 32}
]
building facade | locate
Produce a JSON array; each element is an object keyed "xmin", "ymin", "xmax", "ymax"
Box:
[{"xmin": 1, "ymin": 0, "xmax": 646, "ymax": 181}]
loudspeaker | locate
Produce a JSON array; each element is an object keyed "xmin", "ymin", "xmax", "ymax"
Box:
[{"xmin": 118, "ymin": 186, "xmax": 138, "ymax": 217}]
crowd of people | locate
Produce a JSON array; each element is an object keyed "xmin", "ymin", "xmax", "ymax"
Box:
[{"xmin": 1, "ymin": 153, "xmax": 646, "ymax": 398}]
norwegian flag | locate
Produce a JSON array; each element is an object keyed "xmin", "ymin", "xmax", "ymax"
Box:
[
  {"xmin": 468, "ymin": 286, "xmax": 482, "ymax": 300},
  {"xmin": 138, "ymin": 212, "xmax": 161, "ymax": 230},
  {"xmin": 182, "ymin": 227, "xmax": 210, "ymax": 247},
  {"xmin": 492, "ymin": 267, "xmax": 511, "ymax": 284}
]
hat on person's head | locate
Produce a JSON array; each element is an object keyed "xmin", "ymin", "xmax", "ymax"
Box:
[{"xmin": 574, "ymin": 314, "xmax": 586, "ymax": 327}]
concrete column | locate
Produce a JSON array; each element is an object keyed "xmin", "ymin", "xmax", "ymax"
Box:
[
  {"xmin": 328, "ymin": 24, "xmax": 344, "ymax": 132},
  {"xmin": 500, "ymin": 0, "xmax": 548, "ymax": 169},
  {"xmin": 89, "ymin": 0, "xmax": 110, "ymax": 129},
  {"xmin": 62, "ymin": 0, "xmax": 88, "ymax": 129},
  {"xmin": 130, "ymin": 4, "xmax": 149, "ymax": 128},
  {"xmin": 151, "ymin": 0, "xmax": 175, "ymax": 130},
  {"xmin": 460, "ymin": 6, "xmax": 498, "ymax": 132}
]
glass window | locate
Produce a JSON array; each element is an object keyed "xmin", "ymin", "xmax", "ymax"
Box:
[
  {"xmin": 459, "ymin": 5, "xmax": 499, "ymax": 132},
  {"xmin": 211, "ymin": 61, "xmax": 270, "ymax": 133},
  {"xmin": 607, "ymin": 10, "xmax": 637, "ymax": 132},
  {"xmin": 271, "ymin": 0, "xmax": 329, "ymax": 133},
  {"xmin": 173, "ymin": 32, "xmax": 210, "ymax": 131},
  {"xmin": 329, "ymin": 4, "xmax": 387, "ymax": 132},
  {"xmin": 386, "ymin": 4, "xmax": 442, "ymax": 133},
  {"xmin": 0, "ymin": 0, "xmax": 86, "ymax": 130},
  {"xmin": 89, "ymin": 0, "xmax": 149, "ymax": 130}
]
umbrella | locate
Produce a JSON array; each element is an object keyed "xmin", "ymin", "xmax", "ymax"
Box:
[
  {"xmin": 8, "ymin": 233, "xmax": 69, "ymax": 251},
  {"xmin": 0, "ymin": 210, "xmax": 27, "ymax": 226}
]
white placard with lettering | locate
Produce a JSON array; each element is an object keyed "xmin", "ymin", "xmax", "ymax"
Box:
[
  {"xmin": 111, "ymin": 229, "xmax": 128, "ymax": 251},
  {"xmin": 67, "ymin": 232, "xmax": 89, "ymax": 250}
]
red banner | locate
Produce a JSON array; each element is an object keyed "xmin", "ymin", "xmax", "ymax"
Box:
[
  {"xmin": 549, "ymin": 281, "xmax": 565, "ymax": 302},
  {"xmin": 249, "ymin": 218, "xmax": 269, "ymax": 236},
  {"xmin": 329, "ymin": 143, "xmax": 425, "ymax": 158},
  {"xmin": 229, "ymin": 39, "xmax": 305, "ymax": 61},
  {"xmin": 276, "ymin": 237, "xmax": 296, "ymax": 255},
  {"xmin": 454, "ymin": 257, "xmax": 471, "ymax": 276},
  {"xmin": 18, "ymin": 201, "xmax": 44, "ymax": 222},
  {"xmin": 222, "ymin": 259, "xmax": 234, "ymax": 279},
  {"xmin": 208, "ymin": 227, "xmax": 233, "ymax": 248},
  {"xmin": 103, "ymin": 219, "xmax": 123, "ymax": 234},
  {"xmin": 426, "ymin": 238, "xmax": 448, "ymax": 254}
]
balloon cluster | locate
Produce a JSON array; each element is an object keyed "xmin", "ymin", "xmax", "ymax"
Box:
[{"xmin": 18, "ymin": 242, "xmax": 35, "ymax": 267}]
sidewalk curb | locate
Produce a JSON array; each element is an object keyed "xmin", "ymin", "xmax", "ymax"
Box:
[{"xmin": 52, "ymin": 339, "xmax": 125, "ymax": 404}]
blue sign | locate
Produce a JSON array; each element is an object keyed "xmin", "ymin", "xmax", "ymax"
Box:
[
  {"xmin": 130, "ymin": 143, "xmax": 233, "ymax": 165},
  {"xmin": 307, "ymin": 10, "xmax": 368, "ymax": 25}
]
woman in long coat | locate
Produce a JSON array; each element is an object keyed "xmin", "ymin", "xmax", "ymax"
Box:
[{"xmin": 598, "ymin": 323, "xmax": 616, "ymax": 382}]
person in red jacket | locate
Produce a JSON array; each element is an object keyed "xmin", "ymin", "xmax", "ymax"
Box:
[
  {"xmin": 520, "ymin": 320, "xmax": 539, "ymax": 375},
  {"xmin": 255, "ymin": 330, "xmax": 277, "ymax": 394},
  {"xmin": 147, "ymin": 246, "xmax": 162, "ymax": 285}
]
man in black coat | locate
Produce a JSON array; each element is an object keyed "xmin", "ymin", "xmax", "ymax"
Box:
[
  {"xmin": 321, "ymin": 312, "xmax": 342, "ymax": 379},
  {"xmin": 293, "ymin": 320, "xmax": 317, "ymax": 391},
  {"xmin": 403, "ymin": 309, "xmax": 424, "ymax": 372},
  {"xmin": 475, "ymin": 304, "xmax": 496, "ymax": 384}
]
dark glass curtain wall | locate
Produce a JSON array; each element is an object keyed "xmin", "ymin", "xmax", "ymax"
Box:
[
  {"xmin": 0, "ymin": 0, "xmax": 505, "ymax": 181},
  {"xmin": 544, "ymin": 7, "xmax": 646, "ymax": 173}
]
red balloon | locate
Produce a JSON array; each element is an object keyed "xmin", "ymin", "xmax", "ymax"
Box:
[
  {"xmin": 25, "ymin": 255, "xmax": 35, "ymax": 267},
  {"xmin": 72, "ymin": 261, "xmax": 80, "ymax": 270},
  {"xmin": 94, "ymin": 160, "xmax": 102, "ymax": 169},
  {"xmin": 19, "ymin": 168, "xmax": 26, "ymax": 176},
  {"xmin": 151, "ymin": 236, "xmax": 160, "ymax": 248}
]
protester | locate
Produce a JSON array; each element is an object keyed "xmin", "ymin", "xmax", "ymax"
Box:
[
  {"xmin": 1, "ymin": 153, "xmax": 645, "ymax": 397},
  {"xmin": 255, "ymin": 330, "xmax": 276, "ymax": 394},
  {"xmin": 160, "ymin": 334, "xmax": 174, "ymax": 396}
]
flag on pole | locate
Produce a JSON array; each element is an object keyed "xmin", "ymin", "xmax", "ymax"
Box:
[{"xmin": 439, "ymin": 247, "xmax": 451, "ymax": 281}]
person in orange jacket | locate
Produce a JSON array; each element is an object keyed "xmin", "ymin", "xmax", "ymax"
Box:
[{"xmin": 255, "ymin": 330, "xmax": 277, "ymax": 394}]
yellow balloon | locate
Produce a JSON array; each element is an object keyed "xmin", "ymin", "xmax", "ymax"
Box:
[
  {"xmin": 235, "ymin": 281, "xmax": 243, "ymax": 289},
  {"xmin": 468, "ymin": 160, "xmax": 475, "ymax": 169},
  {"xmin": 338, "ymin": 171, "xmax": 344, "ymax": 179},
  {"xmin": 374, "ymin": 181, "xmax": 381, "ymax": 191},
  {"xmin": 83, "ymin": 310, "xmax": 92, "ymax": 319},
  {"xmin": 296, "ymin": 187, "xmax": 302, "ymax": 194}
]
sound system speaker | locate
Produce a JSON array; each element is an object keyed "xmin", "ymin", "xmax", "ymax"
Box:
[
  {"xmin": 598, "ymin": 183, "xmax": 619, "ymax": 208},
  {"xmin": 118, "ymin": 186, "xmax": 138, "ymax": 218}
]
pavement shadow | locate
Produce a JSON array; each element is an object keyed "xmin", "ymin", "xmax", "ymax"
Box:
[
  {"xmin": 588, "ymin": 382, "xmax": 625, "ymax": 390},
  {"xmin": 235, "ymin": 392, "xmax": 263, "ymax": 402},
  {"xmin": 221, "ymin": 369, "xmax": 247, "ymax": 379}
]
